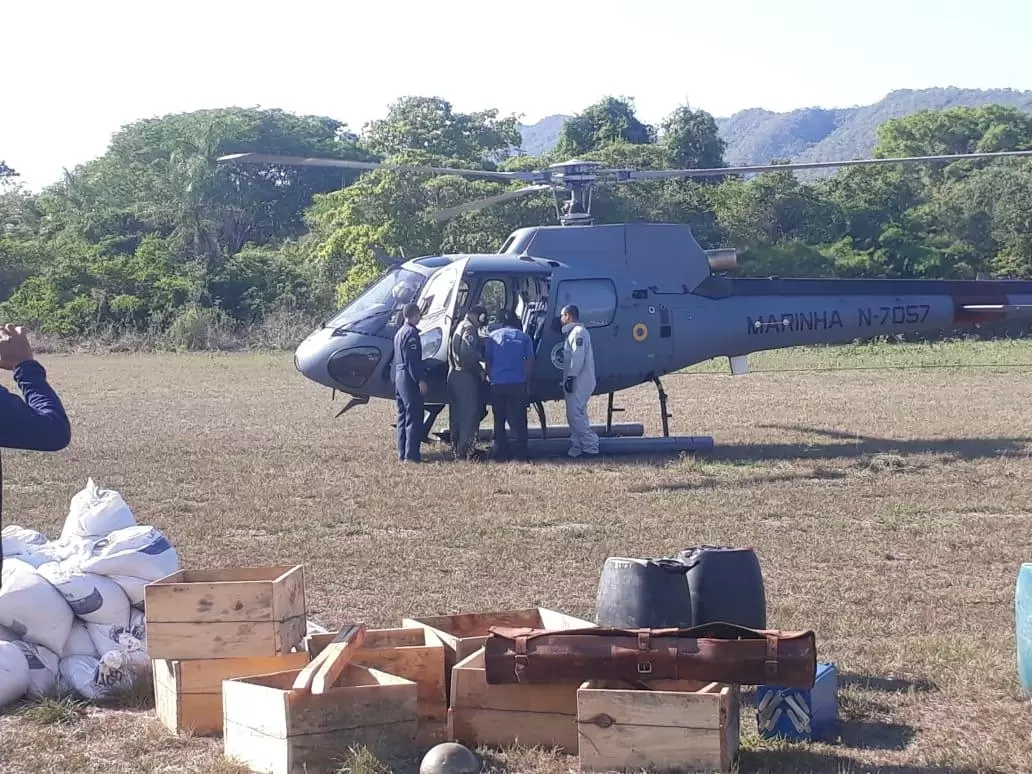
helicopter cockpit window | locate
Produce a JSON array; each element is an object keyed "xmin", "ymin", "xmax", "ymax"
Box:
[
  {"xmin": 555, "ymin": 278, "xmax": 617, "ymax": 328},
  {"xmin": 325, "ymin": 267, "xmax": 425, "ymax": 337}
]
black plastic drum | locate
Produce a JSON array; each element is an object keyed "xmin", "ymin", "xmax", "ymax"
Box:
[
  {"xmin": 594, "ymin": 556, "xmax": 694, "ymax": 629},
  {"xmin": 679, "ymin": 545, "xmax": 767, "ymax": 629}
]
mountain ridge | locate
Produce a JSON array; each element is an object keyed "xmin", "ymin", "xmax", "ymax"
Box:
[{"xmin": 516, "ymin": 87, "xmax": 1032, "ymax": 166}]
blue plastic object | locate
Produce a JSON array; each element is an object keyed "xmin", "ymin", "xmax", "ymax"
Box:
[
  {"xmin": 756, "ymin": 662, "xmax": 839, "ymax": 742},
  {"xmin": 1016, "ymin": 563, "xmax": 1032, "ymax": 699}
]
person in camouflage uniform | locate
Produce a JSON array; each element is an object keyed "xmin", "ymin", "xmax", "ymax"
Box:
[{"xmin": 448, "ymin": 305, "xmax": 488, "ymax": 460}]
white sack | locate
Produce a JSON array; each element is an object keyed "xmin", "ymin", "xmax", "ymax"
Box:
[
  {"xmin": 0, "ymin": 558, "xmax": 74, "ymax": 654},
  {"xmin": 13, "ymin": 640, "xmax": 59, "ymax": 699},
  {"xmin": 61, "ymin": 620, "xmax": 99, "ymax": 659},
  {"xmin": 37, "ymin": 562, "xmax": 131, "ymax": 626},
  {"xmin": 1, "ymin": 525, "xmax": 47, "ymax": 546},
  {"xmin": 111, "ymin": 608, "xmax": 148, "ymax": 676},
  {"xmin": 32, "ymin": 535, "xmax": 93, "ymax": 565},
  {"xmin": 58, "ymin": 652, "xmax": 132, "ymax": 702},
  {"xmin": 0, "ymin": 640, "xmax": 30, "ymax": 709},
  {"xmin": 60, "ymin": 478, "xmax": 136, "ymax": 542},
  {"xmin": 1, "ymin": 526, "xmax": 51, "ymax": 568},
  {"xmin": 77, "ymin": 526, "xmax": 179, "ymax": 606}
]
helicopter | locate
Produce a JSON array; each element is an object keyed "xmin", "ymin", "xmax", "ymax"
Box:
[{"xmin": 218, "ymin": 147, "xmax": 1032, "ymax": 453}]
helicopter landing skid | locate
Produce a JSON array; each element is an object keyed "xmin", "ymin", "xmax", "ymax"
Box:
[{"xmin": 652, "ymin": 376, "xmax": 672, "ymax": 438}]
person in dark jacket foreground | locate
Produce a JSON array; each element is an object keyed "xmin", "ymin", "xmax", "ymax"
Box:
[{"xmin": 0, "ymin": 324, "xmax": 72, "ymax": 585}]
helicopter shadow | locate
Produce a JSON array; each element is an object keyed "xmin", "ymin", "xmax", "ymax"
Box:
[
  {"xmin": 727, "ymin": 423, "xmax": 1032, "ymax": 463},
  {"xmin": 529, "ymin": 423, "xmax": 1032, "ymax": 471}
]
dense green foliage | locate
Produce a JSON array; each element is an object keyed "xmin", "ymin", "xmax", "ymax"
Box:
[{"xmin": 1, "ymin": 94, "xmax": 1031, "ymax": 346}]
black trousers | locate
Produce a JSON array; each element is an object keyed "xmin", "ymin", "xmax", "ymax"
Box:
[{"xmin": 489, "ymin": 382, "xmax": 529, "ymax": 461}]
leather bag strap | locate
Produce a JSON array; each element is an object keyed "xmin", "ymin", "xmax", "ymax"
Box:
[{"xmin": 764, "ymin": 633, "xmax": 778, "ymax": 682}]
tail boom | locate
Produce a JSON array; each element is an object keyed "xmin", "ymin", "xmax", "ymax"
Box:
[{"xmin": 692, "ymin": 276, "xmax": 1032, "ymax": 356}]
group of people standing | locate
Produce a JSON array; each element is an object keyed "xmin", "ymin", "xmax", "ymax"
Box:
[{"xmin": 392, "ymin": 302, "xmax": 600, "ymax": 463}]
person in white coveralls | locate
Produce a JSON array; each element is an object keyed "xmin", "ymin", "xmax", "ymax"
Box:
[{"xmin": 559, "ymin": 305, "xmax": 599, "ymax": 457}]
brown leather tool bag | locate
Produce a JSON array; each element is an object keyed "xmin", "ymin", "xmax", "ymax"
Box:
[{"xmin": 482, "ymin": 621, "xmax": 816, "ymax": 688}]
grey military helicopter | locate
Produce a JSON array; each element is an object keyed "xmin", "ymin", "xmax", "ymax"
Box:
[{"xmin": 220, "ymin": 148, "xmax": 1032, "ymax": 455}]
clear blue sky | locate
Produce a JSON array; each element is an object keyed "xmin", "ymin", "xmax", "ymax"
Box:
[{"xmin": 5, "ymin": 0, "xmax": 1031, "ymax": 191}]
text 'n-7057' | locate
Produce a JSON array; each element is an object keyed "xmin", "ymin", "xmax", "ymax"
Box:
[{"xmin": 746, "ymin": 304, "xmax": 932, "ymax": 335}]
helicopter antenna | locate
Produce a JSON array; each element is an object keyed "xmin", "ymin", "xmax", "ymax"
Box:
[{"xmin": 217, "ymin": 149, "xmax": 1032, "ymax": 227}]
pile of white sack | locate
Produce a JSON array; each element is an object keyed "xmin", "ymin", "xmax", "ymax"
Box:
[{"xmin": 0, "ymin": 478, "xmax": 178, "ymax": 710}]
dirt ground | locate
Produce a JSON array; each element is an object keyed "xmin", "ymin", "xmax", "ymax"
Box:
[{"xmin": 0, "ymin": 340, "xmax": 1031, "ymax": 773}]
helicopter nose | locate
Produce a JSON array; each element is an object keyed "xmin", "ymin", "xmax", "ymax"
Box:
[{"xmin": 294, "ymin": 328, "xmax": 385, "ymax": 391}]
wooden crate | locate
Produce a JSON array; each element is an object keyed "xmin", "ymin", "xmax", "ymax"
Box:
[
  {"xmin": 152, "ymin": 651, "xmax": 310, "ymax": 736},
  {"xmin": 144, "ymin": 565, "xmax": 307, "ymax": 660},
  {"xmin": 223, "ymin": 662, "xmax": 419, "ymax": 774},
  {"xmin": 308, "ymin": 626, "xmax": 447, "ymax": 744},
  {"xmin": 577, "ymin": 679, "xmax": 740, "ymax": 773},
  {"xmin": 448, "ymin": 648, "xmax": 582, "ymax": 752},
  {"xmin": 401, "ymin": 606, "xmax": 594, "ymax": 700}
]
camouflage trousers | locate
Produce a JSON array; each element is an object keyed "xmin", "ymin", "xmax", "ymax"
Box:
[{"xmin": 448, "ymin": 370, "xmax": 483, "ymax": 460}]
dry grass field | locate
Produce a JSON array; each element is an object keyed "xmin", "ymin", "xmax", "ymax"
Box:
[{"xmin": 2, "ymin": 339, "xmax": 1032, "ymax": 773}]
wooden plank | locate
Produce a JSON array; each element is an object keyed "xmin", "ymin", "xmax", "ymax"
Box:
[
  {"xmin": 290, "ymin": 623, "xmax": 365, "ymax": 694},
  {"xmin": 147, "ymin": 619, "xmax": 305, "ymax": 660}
]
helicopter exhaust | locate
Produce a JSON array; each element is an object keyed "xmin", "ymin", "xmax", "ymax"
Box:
[{"xmin": 706, "ymin": 248, "xmax": 738, "ymax": 272}]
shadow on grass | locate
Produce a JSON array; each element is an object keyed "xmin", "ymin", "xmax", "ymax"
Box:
[
  {"xmin": 838, "ymin": 671, "xmax": 939, "ymax": 694},
  {"xmin": 737, "ymin": 747, "xmax": 1009, "ymax": 774}
]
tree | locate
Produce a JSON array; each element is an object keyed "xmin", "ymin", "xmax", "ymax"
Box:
[
  {"xmin": 360, "ymin": 96, "xmax": 522, "ymax": 163},
  {"xmin": 554, "ymin": 97, "xmax": 656, "ymax": 158},
  {"xmin": 659, "ymin": 104, "xmax": 727, "ymax": 170}
]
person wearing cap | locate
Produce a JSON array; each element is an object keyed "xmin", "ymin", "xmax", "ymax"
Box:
[
  {"xmin": 448, "ymin": 304, "xmax": 488, "ymax": 461},
  {"xmin": 393, "ymin": 302, "xmax": 428, "ymax": 462}
]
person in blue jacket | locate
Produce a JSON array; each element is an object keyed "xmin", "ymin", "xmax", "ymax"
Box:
[
  {"xmin": 0, "ymin": 324, "xmax": 72, "ymax": 585},
  {"xmin": 483, "ymin": 310, "xmax": 534, "ymax": 462},
  {"xmin": 393, "ymin": 303, "xmax": 428, "ymax": 462}
]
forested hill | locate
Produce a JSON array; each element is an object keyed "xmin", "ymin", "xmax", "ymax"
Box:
[{"xmin": 519, "ymin": 88, "xmax": 1032, "ymax": 164}]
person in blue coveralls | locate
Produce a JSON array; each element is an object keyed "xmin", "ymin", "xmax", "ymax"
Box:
[
  {"xmin": 0, "ymin": 324, "xmax": 72, "ymax": 585},
  {"xmin": 393, "ymin": 303, "xmax": 428, "ymax": 462},
  {"xmin": 483, "ymin": 310, "xmax": 534, "ymax": 462}
]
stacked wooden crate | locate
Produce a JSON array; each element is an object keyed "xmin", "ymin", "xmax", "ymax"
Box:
[{"xmin": 145, "ymin": 565, "xmax": 309, "ymax": 736}]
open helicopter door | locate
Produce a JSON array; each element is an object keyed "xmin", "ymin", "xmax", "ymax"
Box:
[{"xmin": 412, "ymin": 256, "xmax": 471, "ymax": 380}]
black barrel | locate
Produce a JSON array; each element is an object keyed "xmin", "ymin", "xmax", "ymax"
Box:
[
  {"xmin": 594, "ymin": 556, "xmax": 694, "ymax": 629},
  {"xmin": 679, "ymin": 545, "xmax": 767, "ymax": 629}
]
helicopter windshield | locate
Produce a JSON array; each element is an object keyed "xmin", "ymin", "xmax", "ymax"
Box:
[{"xmin": 325, "ymin": 267, "xmax": 426, "ymax": 337}]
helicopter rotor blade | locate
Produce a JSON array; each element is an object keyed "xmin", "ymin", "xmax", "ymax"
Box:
[
  {"xmin": 429, "ymin": 184, "xmax": 554, "ymax": 223},
  {"xmin": 216, "ymin": 152, "xmax": 539, "ymax": 182},
  {"xmin": 619, "ymin": 149, "xmax": 1032, "ymax": 180}
]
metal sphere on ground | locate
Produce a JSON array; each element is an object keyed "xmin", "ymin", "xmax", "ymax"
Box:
[{"xmin": 419, "ymin": 742, "xmax": 480, "ymax": 774}]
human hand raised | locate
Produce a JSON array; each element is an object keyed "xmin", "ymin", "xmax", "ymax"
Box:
[{"xmin": 0, "ymin": 324, "xmax": 33, "ymax": 370}]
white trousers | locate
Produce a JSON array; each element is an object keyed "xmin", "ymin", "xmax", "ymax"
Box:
[{"xmin": 564, "ymin": 382, "xmax": 599, "ymax": 455}]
